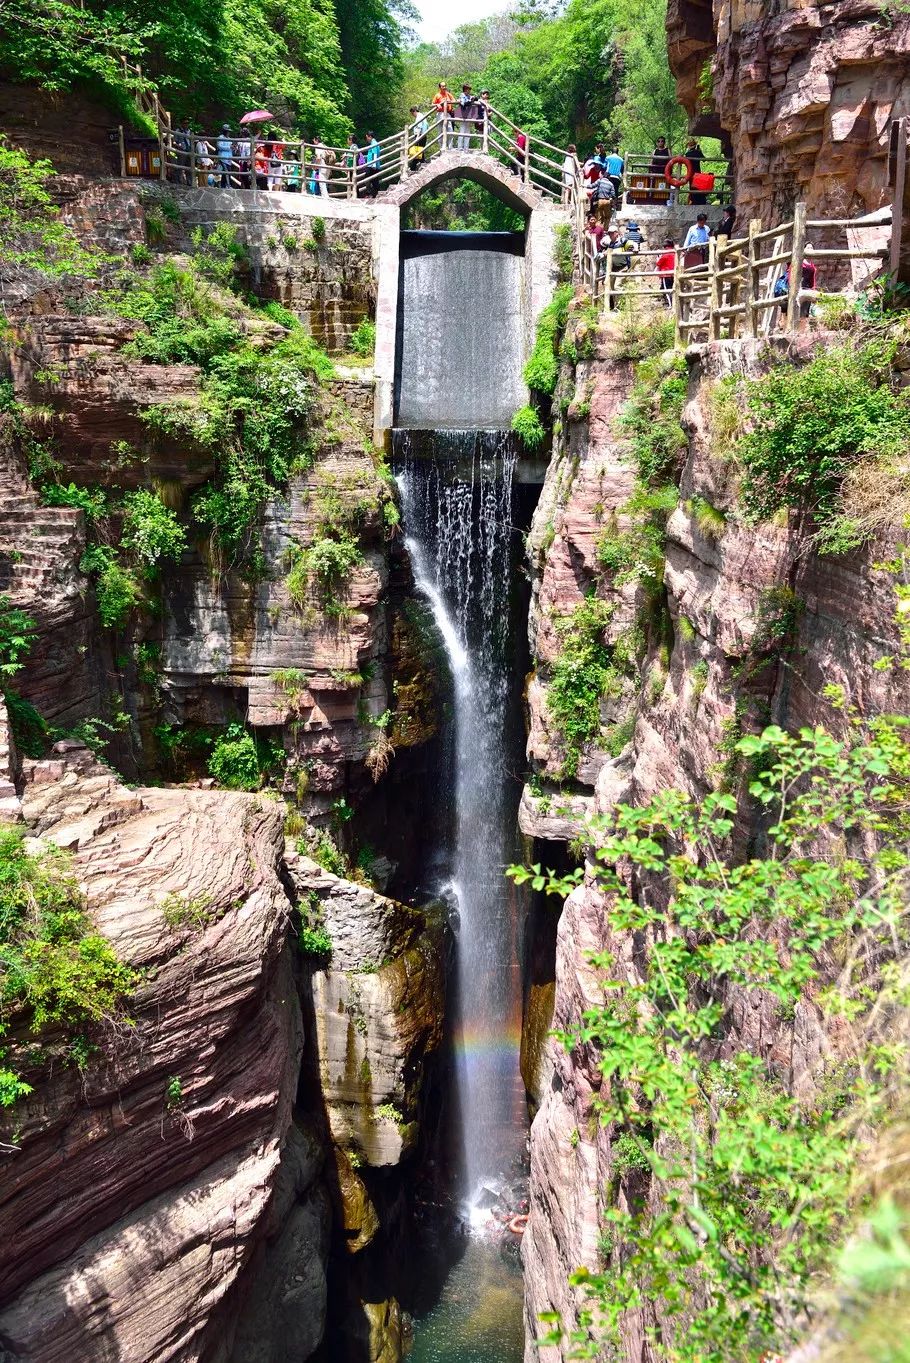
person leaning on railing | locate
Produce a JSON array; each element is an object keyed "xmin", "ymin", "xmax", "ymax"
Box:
[{"xmin": 408, "ymin": 107, "xmax": 429, "ymax": 170}]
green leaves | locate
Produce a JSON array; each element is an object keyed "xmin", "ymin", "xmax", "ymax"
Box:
[
  {"xmin": 509, "ymin": 714, "xmax": 910, "ymax": 1360},
  {"xmin": 0, "ymin": 137, "xmax": 98, "ymax": 285},
  {"xmin": 0, "ymin": 597, "xmax": 37, "ymax": 679},
  {"xmin": 738, "ymin": 340, "xmax": 910, "ymax": 533}
]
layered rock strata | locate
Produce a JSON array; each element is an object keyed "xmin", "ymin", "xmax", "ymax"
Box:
[
  {"xmin": 0, "ymin": 746, "xmax": 309, "ymax": 1362},
  {"xmin": 667, "ymin": 0, "xmax": 910, "ymax": 225},
  {"xmin": 521, "ymin": 327, "xmax": 910, "ymax": 1360}
]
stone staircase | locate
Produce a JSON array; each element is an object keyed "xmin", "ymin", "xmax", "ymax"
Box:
[{"xmin": 0, "ymin": 487, "xmax": 86, "ymax": 603}]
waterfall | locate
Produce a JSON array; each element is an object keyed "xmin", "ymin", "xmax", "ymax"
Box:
[
  {"xmin": 396, "ymin": 232, "xmax": 527, "ymax": 430},
  {"xmin": 395, "ymin": 430, "xmax": 525, "ymax": 1203}
]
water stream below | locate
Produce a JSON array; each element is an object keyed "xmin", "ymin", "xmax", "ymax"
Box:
[{"xmin": 394, "ymin": 429, "xmax": 529, "ymax": 1362}]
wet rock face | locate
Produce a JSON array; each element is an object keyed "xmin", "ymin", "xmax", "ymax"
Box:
[
  {"xmin": 667, "ymin": 0, "xmax": 910, "ymax": 224},
  {"xmin": 286, "ymin": 851, "xmax": 445, "ymax": 1168},
  {"xmin": 0, "ymin": 746, "xmax": 312, "ymax": 1362}
]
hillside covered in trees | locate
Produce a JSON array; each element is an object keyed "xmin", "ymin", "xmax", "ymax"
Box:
[{"xmin": 0, "ymin": 0, "xmax": 693, "ymax": 151}]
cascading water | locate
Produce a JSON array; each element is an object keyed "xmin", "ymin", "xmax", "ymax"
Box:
[
  {"xmin": 394, "ymin": 227, "xmax": 532, "ymax": 1362},
  {"xmin": 395, "ymin": 430, "xmax": 526, "ymax": 1203}
]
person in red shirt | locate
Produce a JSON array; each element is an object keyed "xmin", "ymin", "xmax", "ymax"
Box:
[
  {"xmin": 656, "ymin": 238, "xmax": 677, "ymax": 306},
  {"xmin": 587, "ymin": 214, "xmax": 606, "ymax": 252}
]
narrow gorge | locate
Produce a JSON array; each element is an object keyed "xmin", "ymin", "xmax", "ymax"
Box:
[{"xmin": 3, "ymin": 2, "xmax": 910, "ymax": 1362}]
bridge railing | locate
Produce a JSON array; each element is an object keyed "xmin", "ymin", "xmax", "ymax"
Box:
[
  {"xmin": 582, "ymin": 202, "xmax": 892, "ymax": 342},
  {"xmin": 621, "ymin": 154, "xmax": 733, "ymax": 208},
  {"xmin": 159, "ymin": 104, "xmax": 576, "ymax": 205}
]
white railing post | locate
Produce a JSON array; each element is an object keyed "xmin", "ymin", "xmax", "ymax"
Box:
[
  {"xmin": 672, "ymin": 249, "xmax": 682, "ymax": 344},
  {"xmin": 708, "ymin": 237, "xmax": 720, "ymax": 340}
]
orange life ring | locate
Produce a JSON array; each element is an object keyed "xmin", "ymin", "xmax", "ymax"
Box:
[
  {"xmin": 665, "ymin": 156, "xmax": 693, "ymax": 188},
  {"xmin": 508, "ymin": 1214, "xmax": 529, "ymax": 1236}
]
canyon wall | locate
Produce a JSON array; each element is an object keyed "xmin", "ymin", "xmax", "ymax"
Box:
[
  {"xmin": 0, "ymin": 173, "xmax": 446, "ymax": 1362},
  {"xmin": 520, "ymin": 312, "xmax": 910, "ymax": 1359},
  {"xmin": 667, "ymin": 0, "xmax": 910, "ymax": 224}
]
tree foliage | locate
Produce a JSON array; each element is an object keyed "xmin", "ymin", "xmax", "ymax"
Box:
[
  {"xmin": 0, "ymin": 0, "xmax": 414, "ymax": 139},
  {"xmin": 512, "ymin": 712, "xmax": 910, "ymax": 1361}
]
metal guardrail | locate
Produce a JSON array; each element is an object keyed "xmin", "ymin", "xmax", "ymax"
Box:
[{"xmin": 114, "ymin": 78, "xmax": 890, "ymax": 349}]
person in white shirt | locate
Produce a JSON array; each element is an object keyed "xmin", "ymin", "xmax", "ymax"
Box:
[{"xmin": 562, "ymin": 143, "xmax": 580, "ymax": 207}]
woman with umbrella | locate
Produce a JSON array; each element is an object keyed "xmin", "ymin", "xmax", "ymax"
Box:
[{"xmin": 240, "ymin": 110, "xmax": 274, "ymax": 190}]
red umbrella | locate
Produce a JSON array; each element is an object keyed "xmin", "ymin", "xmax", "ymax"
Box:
[{"xmin": 240, "ymin": 110, "xmax": 275, "ymax": 125}]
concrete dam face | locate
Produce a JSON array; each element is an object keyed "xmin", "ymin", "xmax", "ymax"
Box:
[{"xmin": 394, "ymin": 230, "xmax": 527, "ymax": 430}]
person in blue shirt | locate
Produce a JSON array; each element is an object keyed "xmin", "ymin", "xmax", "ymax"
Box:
[
  {"xmin": 364, "ymin": 132, "xmax": 381, "ymax": 197},
  {"xmin": 682, "ymin": 212, "xmax": 711, "ymax": 263},
  {"xmin": 216, "ymin": 125, "xmax": 235, "ymax": 188},
  {"xmin": 683, "ymin": 213, "xmax": 710, "ymax": 247},
  {"xmin": 605, "ymin": 146, "xmax": 624, "ymax": 198}
]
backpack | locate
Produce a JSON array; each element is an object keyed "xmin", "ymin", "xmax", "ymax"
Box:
[{"xmin": 773, "ymin": 272, "xmax": 789, "ymax": 299}]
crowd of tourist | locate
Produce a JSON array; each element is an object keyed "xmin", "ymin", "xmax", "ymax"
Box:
[{"xmin": 168, "ymin": 122, "xmax": 387, "ymax": 196}]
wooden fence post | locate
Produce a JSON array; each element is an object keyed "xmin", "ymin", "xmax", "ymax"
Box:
[
  {"xmin": 117, "ymin": 124, "xmax": 126, "ymax": 178},
  {"xmin": 604, "ymin": 248, "xmax": 614, "ymax": 312},
  {"xmin": 745, "ymin": 218, "xmax": 762, "ymax": 338},
  {"xmin": 709, "ymin": 237, "xmax": 721, "ymax": 341},
  {"xmin": 786, "ymin": 201, "xmax": 807, "ymax": 333}
]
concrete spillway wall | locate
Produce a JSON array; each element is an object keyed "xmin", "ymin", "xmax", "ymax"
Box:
[{"xmin": 167, "ymin": 157, "xmax": 568, "ymax": 449}]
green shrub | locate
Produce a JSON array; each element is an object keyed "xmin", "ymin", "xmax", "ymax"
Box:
[
  {"xmin": 612, "ymin": 1131, "xmax": 653, "ymax": 1176},
  {"xmin": 0, "ymin": 137, "xmax": 98, "ymax": 283},
  {"xmin": 604, "ymin": 715, "xmax": 635, "ymax": 757},
  {"xmin": 286, "ymin": 533, "xmax": 361, "ymax": 614},
  {"xmin": 349, "ymin": 319, "xmax": 376, "ymax": 356},
  {"xmin": 524, "ymin": 284, "xmax": 574, "ymax": 395},
  {"xmin": 547, "ymin": 596, "xmax": 621, "ymax": 779},
  {"xmin": 297, "ymin": 827, "xmax": 348, "ymax": 877},
  {"xmin": 511, "ymin": 717, "xmax": 910, "ymax": 1363},
  {"xmin": 621, "ymin": 352, "xmax": 688, "ymax": 486},
  {"xmin": 161, "ymin": 892, "xmax": 214, "ymax": 931},
  {"xmin": 596, "ymin": 485, "xmax": 676, "ymax": 589},
  {"xmin": 121, "ymin": 489, "xmax": 186, "ymax": 577},
  {"xmin": 4, "ymin": 690, "xmax": 48, "ymax": 757},
  {"xmin": 688, "ymin": 495, "xmax": 726, "ymax": 542},
  {"xmin": 691, "ymin": 659, "xmax": 709, "ymax": 698},
  {"xmin": 738, "ymin": 339, "xmax": 910, "ymax": 527},
  {"xmin": 0, "ymin": 825, "xmax": 138, "ymax": 1103},
  {"xmin": 512, "ymin": 404, "xmax": 546, "ymax": 449},
  {"xmin": 612, "ymin": 306, "xmax": 675, "ymax": 361},
  {"xmin": 299, "ymin": 923, "xmax": 332, "ymax": 958},
  {"xmin": 190, "ymin": 222, "xmax": 246, "ymax": 286},
  {"xmin": 79, "ymin": 546, "xmax": 141, "ymax": 630},
  {"xmin": 261, "ymin": 300, "xmax": 300, "ymax": 330},
  {"xmin": 41, "ymin": 482, "xmax": 107, "ymax": 521},
  {"xmin": 554, "ymin": 223, "xmax": 574, "ymax": 285},
  {"xmin": 206, "ymin": 723, "xmax": 282, "ymax": 791},
  {"xmin": 311, "ymin": 216, "xmax": 326, "ymax": 244},
  {"xmin": 131, "ymin": 241, "xmax": 152, "ymax": 267},
  {"xmin": 0, "ymin": 596, "xmax": 37, "ymax": 678}
]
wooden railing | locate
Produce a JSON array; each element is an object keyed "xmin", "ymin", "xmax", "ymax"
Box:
[{"xmin": 582, "ymin": 203, "xmax": 892, "ymax": 343}]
